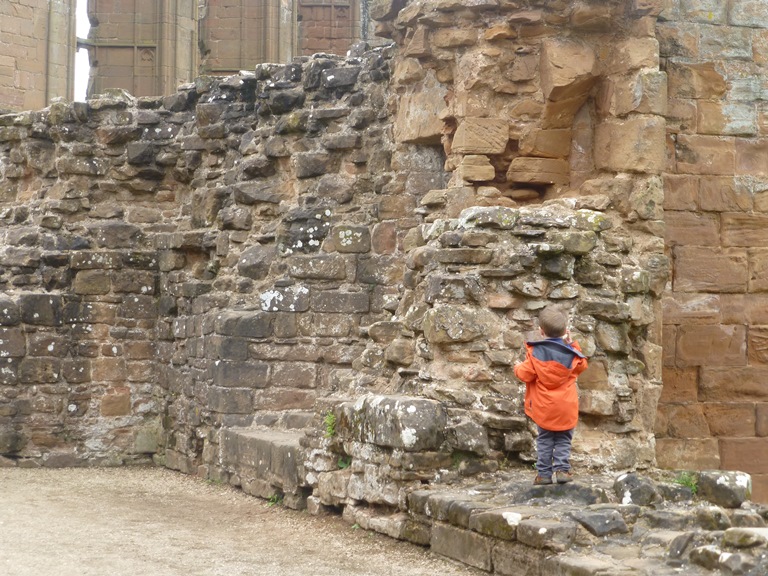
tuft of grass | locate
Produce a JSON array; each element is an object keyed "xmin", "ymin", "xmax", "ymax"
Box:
[
  {"xmin": 323, "ymin": 411, "xmax": 336, "ymax": 438},
  {"xmin": 673, "ymin": 471, "xmax": 698, "ymax": 495},
  {"xmin": 338, "ymin": 455, "xmax": 351, "ymax": 469},
  {"xmin": 267, "ymin": 493, "xmax": 284, "ymax": 507}
]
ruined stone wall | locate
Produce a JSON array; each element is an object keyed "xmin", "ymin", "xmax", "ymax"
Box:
[
  {"xmin": 0, "ymin": 0, "xmax": 78, "ymax": 112},
  {"xmin": 656, "ymin": 1, "xmax": 768, "ymax": 502},
  {"xmin": 0, "ymin": 0, "xmax": 671, "ymax": 493}
]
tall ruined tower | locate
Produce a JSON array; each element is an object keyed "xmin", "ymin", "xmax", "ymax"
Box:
[{"xmin": 0, "ymin": 0, "xmax": 78, "ymax": 111}]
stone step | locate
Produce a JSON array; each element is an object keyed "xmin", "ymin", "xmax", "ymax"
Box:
[{"xmin": 221, "ymin": 427, "xmax": 309, "ymax": 509}]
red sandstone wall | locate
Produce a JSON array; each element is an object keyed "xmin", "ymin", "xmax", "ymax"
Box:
[
  {"xmin": 657, "ymin": 0, "xmax": 768, "ymax": 502},
  {"xmin": 0, "ymin": 0, "xmax": 77, "ymax": 111}
]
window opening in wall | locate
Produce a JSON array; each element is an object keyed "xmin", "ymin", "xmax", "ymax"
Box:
[{"xmin": 74, "ymin": 0, "xmax": 91, "ymax": 102}]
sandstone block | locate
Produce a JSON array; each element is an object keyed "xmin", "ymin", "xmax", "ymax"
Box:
[
  {"xmin": 270, "ymin": 362, "xmax": 317, "ymax": 389},
  {"xmin": 259, "ymin": 285, "xmax": 310, "ymax": 313},
  {"xmin": 0, "ymin": 297, "xmax": 20, "ymax": 326},
  {"xmin": 452, "ymin": 117, "xmax": 509, "ymax": 155},
  {"xmin": 206, "ymin": 386, "xmax": 253, "ymax": 414},
  {"xmin": 456, "ymin": 155, "xmax": 495, "ymax": 182},
  {"xmin": 517, "ymin": 519, "xmax": 577, "ymax": 552},
  {"xmin": 599, "ymin": 70, "xmax": 668, "ymax": 117},
  {"xmin": 293, "ymin": 153, "xmax": 332, "ymax": 178},
  {"xmin": 736, "ymin": 137, "xmax": 768, "ymax": 176},
  {"xmin": 430, "ymin": 29, "xmax": 477, "ymax": 49},
  {"xmin": 697, "ymin": 101, "xmax": 757, "ymax": 137},
  {"xmin": 0, "ymin": 327, "xmax": 25, "ymax": 357},
  {"xmin": 665, "ymin": 211, "xmax": 719, "ymax": 246},
  {"xmin": 723, "ymin": 213, "xmax": 768, "ymax": 247},
  {"xmin": 492, "ymin": 541, "xmax": 547, "ymax": 576},
  {"xmin": 288, "ymin": 255, "xmax": 348, "ymax": 280},
  {"xmin": 667, "ymin": 62, "xmax": 727, "ymax": 100},
  {"xmin": 676, "ymin": 324, "xmax": 746, "ymax": 367},
  {"xmin": 329, "ymin": 226, "xmax": 371, "ymax": 253},
  {"xmin": 357, "ymin": 256, "xmax": 403, "ymax": 286},
  {"xmin": 430, "ymin": 524, "xmax": 492, "ymax": 571},
  {"xmin": 19, "ymin": 358, "xmax": 61, "ymax": 383},
  {"xmin": 73, "ymin": 270, "xmax": 111, "ymax": 295},
  {"xmin": 729, "ymin": 0, "xmax": 768, "ymax": 26},
  {"xmin": 699, "ymin": 176, "xmax": 752, "ymax": 212},
  {"xmin": 519, "ymin": 129, "xmax": 571, "ymax": 159},
  {"xmin": 100, "ymin": 389, "xmax": 131, "ymax": 416},
  {"xmin": 700, "ymin": 367, "xmax": 768, "ymax": 402},
  {"xmin": 720, "ymin": 438, "xmax": 768, "ymax": 475},
  {"xmin": 393, "ymin": 73, "xmax": 446, "ymax": 145},
  {"xmin": 506, "ymin": 157, "xmax": 569, "ymax": 185},
  {"xmin": 659, "ymin": 367, "xmax": 699, "ymax": 403},
  {"xmin": 312, "ymin": 291, "xmax": 369, "ymax": 313},
  {"xmin": 212, "ymin": 361, "xmax": 269, "ymax": 389},
  {"xmin": 594, "ymin": 115, "xmax": 666, "ymax": 174},
  {"xmin": 539, "ymin": 38, "xmax": 597, "ymax": 102},
  {"xmin": 253, "ymin": 388, "xmax": 315, "ymax": 411},
  {"xmin": 20, "ymin": 295, "xmax": 63, "ymax": 326},
  {"xmin": 703, "ymin": 403, "xmax": 756, "ymax": 437},
  {"xmin": 238, "ymin": 245, "xmax": 276, "ymax": 280},
  {"xmin": 422, "ymin": 304, "xmax": 498, "ymax": 344},
  {"xmin": 681, "ymin": 0, "xmax": 726, "ymax": 23},
  {"xmin": 339, "ymin": 395, "xmax": 447, "ymax": 452},
  {"xmin": 604, "ymin": 37, "xmax": 659, "ymax": 75},
  {"xmin": 673, "ymin": 246, "xmax": 747, "ymax": 293},
  {"xmin": 655, "ymin": 438, "xmax": 721, "ymax": 470}
]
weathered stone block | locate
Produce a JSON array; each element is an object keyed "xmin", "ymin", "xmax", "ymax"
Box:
[
  {"xmin": 288, "ymin": 255, "xmax": 347, "ymax": 280},
  {"xmin": 73, "ymin": 270, "xmax": 111, "ymax": 295},
  {"xmin": 212, "ymin": 361, "xmax": 269, "ymax": 389},
  {"xmin": 430, "ymin": 523, "xmax": 492, "ymax": 571},
  {"xmin": 20, "ymin": 295, "xmax": 63, "ymax": 326},
  {"xmin": 720, "ymin": 438, "xmax": 768, "ymax": 475},
  {"xmin": 676, "ymin": 324, "xmax": 746, "ymax": 367},
  {"xmin": 0, "ymin": 327, "xmax": 25, "ymax": 357},
  {"xmin": 492, "ymin": 541, "xmax": 547, "ymax": 576},
  {"xmin": 19, "ymin": 358, "xmax": 61, "ymax": 383},
  {"xmin": 393, "ymin": 72, "xmax": 447, "ymax": 145},
  {"xmin": 594, "ymin": 116, "xmax": 666, "ymax": 174},
  {"xmin": 259, "ymin": 285, "xmax": 310, "ymax": 312},
  {"xmin": 271, "ymin": 362, "xmax": 317, "ymax": 389},
  {"xmin": 207, "ymin": 387, "xmax": 254, "ymax": 414},
  {"xmin": 539, "ymin": 38, "xmax": 597, "ymax": 102},
  {"xmin": 510, "ymin": 158, "xmax": 570, "ymax": 190},
  {"xmin": 0, "ymin": 297, "xmax": 20, "ymax": 326},
  {"xmin": 673, "ymin": 246, "xmax": 747, "ymax": 293},
  {"xmin": 451, "ymin": 117, "xmax": 508, "ymax": 155},
  {"xmin": 517, "ymin": 519, "xmax": 577, "ymax": 551},
  {"xmin": 339, "ymin": 395, "xmax": 447, "ymax": 451},
  {"xmin": 698, "ymin": 470, "xmax": 752, "ymax": 508},
  {"xmin": 655, "ymin": 438, "xmax": 721, "ymax": 470},
  {"xmin": 312, "ymin": 291, "xmax": 369, "ymax": 313}
]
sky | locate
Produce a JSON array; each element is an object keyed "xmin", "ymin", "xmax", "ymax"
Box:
[{"xmin": 74, "ymin": 0, "xmax": 90, "ymax": 101}]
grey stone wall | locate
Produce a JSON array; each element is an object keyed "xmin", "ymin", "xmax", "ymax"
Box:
[{"xmin": 0, "ymin": 1, "xmax": 667, "ymax": 494}]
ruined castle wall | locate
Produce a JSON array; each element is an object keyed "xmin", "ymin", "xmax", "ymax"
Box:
[
  {"xmin": 656, "ymin": 0, "xmax": 768, "ymax": 502},
  {"xmin": 0, "ymin": 0, "xmax": 671, "ymax": 494},
  {"xmin": 0, "ymin": 0, "xmax": 77, "ymax": 112}
]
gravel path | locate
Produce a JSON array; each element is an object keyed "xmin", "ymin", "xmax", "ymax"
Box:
[{"xmin": 0, "ymin": 467, "xmax": 483, "ymax": 576}]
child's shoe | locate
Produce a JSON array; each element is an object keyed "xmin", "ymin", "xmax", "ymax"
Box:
[
  {"xmin": 533, "ymin": 475, "xmax": 552, "ymax": 485},
  {"xmin": 555, "ymin": 470, "xmax": 573, "ymax": 484}
]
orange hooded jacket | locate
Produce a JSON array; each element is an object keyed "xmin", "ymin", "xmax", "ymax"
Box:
[{"xmin": 514, "ymin": 337, "xmax": 588, "ymax": 432}]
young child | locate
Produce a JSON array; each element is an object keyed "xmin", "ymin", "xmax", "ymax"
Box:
[{"xmin": 514, "ymin": 305, "xmax": 588, "ymax": 485}]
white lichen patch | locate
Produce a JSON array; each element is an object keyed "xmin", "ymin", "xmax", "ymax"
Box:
[
  {"xmin": 401, "ymin": 428, "xmax": 417, "ymax": 448},
  {"xmin": 503, "ymin": 512, "xmax": 522, "ymax": 526}
]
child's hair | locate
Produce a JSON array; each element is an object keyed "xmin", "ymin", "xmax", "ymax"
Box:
[{"xmin": 539, "ymin": 305, "xmax": 568, "ymax": 338}]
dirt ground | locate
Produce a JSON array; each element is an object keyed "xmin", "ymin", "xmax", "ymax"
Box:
[{"xmin": 0, "ymin": 466, "xmax": 484, "ymax": 576}]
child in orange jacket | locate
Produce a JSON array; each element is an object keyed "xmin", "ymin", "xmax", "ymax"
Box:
[{"xmin": 514, "ymin": 305, "xmax": 588, "ymax": 485}]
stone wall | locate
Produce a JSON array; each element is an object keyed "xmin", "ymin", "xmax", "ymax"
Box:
[
  {"xmin": 0, "ymin": 0, "xmax": 670, "ymax": 485},
  {"xmin": 656, "ymin": 0, "xmax": 768, "ymax": 502},
  {"xmin": 0, "ymin": 0, "xmax": 77, "ymax": 112}
]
